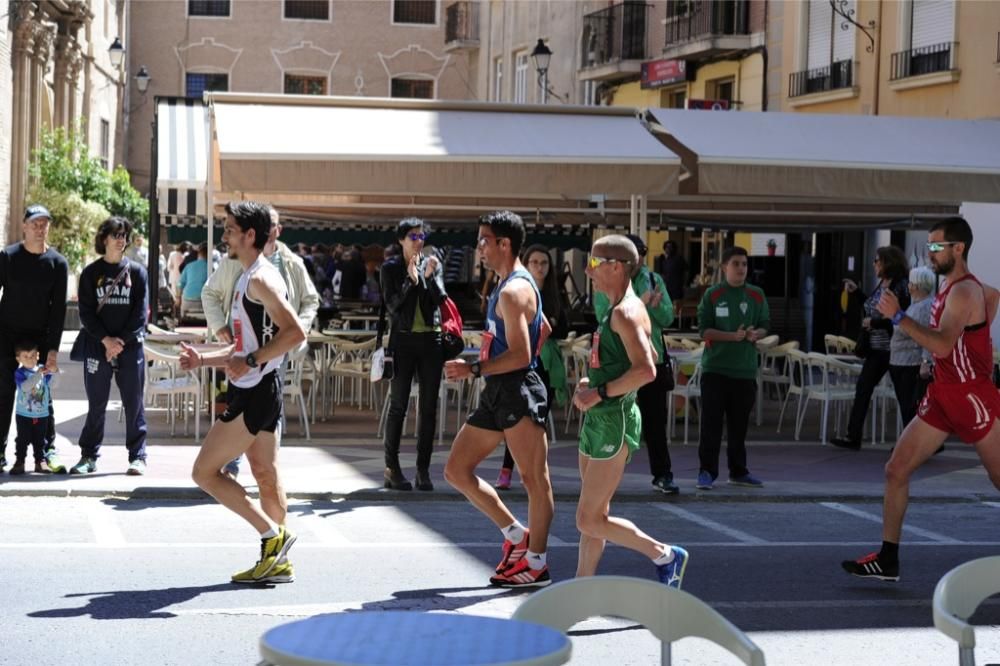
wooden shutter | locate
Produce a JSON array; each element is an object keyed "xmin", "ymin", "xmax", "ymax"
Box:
[
  {"xmin": 807, "ymin": 0, "xmax": 833, "ymax": 70},
  {"xmin": 911, "ymin": 0, "xmax": 954, "ymax": 48}
]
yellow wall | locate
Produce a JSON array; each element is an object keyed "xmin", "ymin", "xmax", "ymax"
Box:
[
  {"xmin": 607, "ymin": 80, "xmax": 665, "ymax": 108},
  {"xmin": 608, "ymin": 53, "xmax": 764, "ymax": 111}
]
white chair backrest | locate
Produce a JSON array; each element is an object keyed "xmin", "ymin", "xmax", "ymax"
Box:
[
  {"xmin": 933, "ymin": 555, "xmax": 1000, "ymax": 656},
  {"xmin": 512, "ymin": 576, "xmax": 765, "ymax": 666},
  {"xmin": 785, "ymin": 349, "xmax": 808, "ymax": 389},
  {"xmin": 824, "ymin": 334, "xmax": 838, "ymax": 354}
]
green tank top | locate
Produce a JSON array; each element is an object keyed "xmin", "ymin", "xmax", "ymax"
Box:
[{"xmin": 587, "ymin": 296, "xmax": 637, "ymax": 414}]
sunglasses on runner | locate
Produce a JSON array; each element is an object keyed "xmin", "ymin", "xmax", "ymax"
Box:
[
  {"xmin": 588, "ymin": 255, "xmax": 631, "ymax": 269},
  {"xmin": 926, "ymin": 241, "xmax": 960, "ymax": 253},
  {"xmin": 407, "ymin": 233, "xmax": 427, "ymax": 241}
]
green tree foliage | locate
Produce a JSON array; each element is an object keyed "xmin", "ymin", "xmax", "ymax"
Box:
[{"xmin": 27, "ymin": 123, "xmax": 149, "ymax": 271}]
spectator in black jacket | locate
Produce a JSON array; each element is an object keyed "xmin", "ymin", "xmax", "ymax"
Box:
[
  {"xmin": 0, "ymin": 205, "xmax": 68, "ymax": 473},
  {"xmin": 71, "ymin": 217, "xmax": 149, "ymax": 475},
  {"xmin": 380, "ymin": 218, "xmax": 446, "ymax": 491},
  {"xmin": 832, "ymin": 246, "xmax": 910, "ymax": 450}
]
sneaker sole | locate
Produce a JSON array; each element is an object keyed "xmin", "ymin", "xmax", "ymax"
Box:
[
  {"xmin": 235, "ymin": 573, "xmax": 295, "ymax": 584},
  {"xmin": 695, "ymin": 484, "xmax": 713, "ymax": 490},
  {"xmin": 847, "ymin": 572, "xmax": 899, "ymax": 582},
  {"xmin": 492, "ymin": 577, "xmax": 552, "ymax": 589},
  {"xmin": 655, "ymin": 486, "xmax": 680, "ymax": 495},
  {"xmin": 727, "ymin": 481, "xmax": 763, "ymax": 488},
  {"xmin": 671, "ymin": 551, "xmax": 690, "ymax": 589},
  {"xmin": 126, "ymin": 468, "xmax": 145, "ymax": 476}
]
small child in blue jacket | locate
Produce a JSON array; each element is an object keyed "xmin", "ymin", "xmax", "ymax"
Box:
[{"xmin": 10, "ymin": 341, "xmax": 55, "ymax": 475}]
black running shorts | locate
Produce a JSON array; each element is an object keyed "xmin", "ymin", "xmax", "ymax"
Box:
[
  {"xmin": 467, "ymin": 369, "xmax": 548, "ymax": 432},
  {"xmin": 220, "ymin": 371, "xmax": 283, "ymax": 435}
]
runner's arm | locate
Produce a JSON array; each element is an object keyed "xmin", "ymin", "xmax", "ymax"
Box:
[{"xmin": 895, "ymin": 281, "xmax": 974, "ymax": 357}]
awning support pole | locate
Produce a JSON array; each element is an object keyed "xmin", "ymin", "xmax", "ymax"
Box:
[{"xmin": 629, "ymin": 195, "xmax": 638, "ymax": 235}]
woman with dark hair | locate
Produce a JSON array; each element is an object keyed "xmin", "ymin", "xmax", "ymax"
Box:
[
  {"xmin": 380, "ymin": 218, "xmax": 446, "ymax": 490},
  {"xmin": 495, "ymin": 244, "xmax": 568, "ymax": 489},
  {"xmin": 71, "ymin": 217, "xmax": 149, "ymax": 475},
  {"xmin": 832, "ymin": 245, "xmax": 910, "ymax": 450}
]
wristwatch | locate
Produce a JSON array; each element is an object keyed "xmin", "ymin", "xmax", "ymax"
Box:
[
  {"xmin": 245, "ymin": 352, "xmax": 259, "ymax": 368},
  {"xmin": 891, "ymin": 311, "xmax": 906, "ymax": 326},
  {"xmin": 597, "ymin": 384, "xmax": 610, "ymax": 400},
  {"xmin": 470, "ymin": 360, "xmax": 482, "ymax": 378}
]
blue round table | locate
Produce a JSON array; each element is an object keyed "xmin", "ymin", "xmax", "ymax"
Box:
[{"xmin": 260, "ymin": 611, "xmax": 572, "ymax": 666}]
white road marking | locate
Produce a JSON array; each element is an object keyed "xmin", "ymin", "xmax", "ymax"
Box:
[
  {"xmin": 654, "ymin": 503, "xmax": 768, "ymax": 544},
  {"xmin": 85, "ymin": 499, "xmax": 126, "ymax": 546},
  {"xmin": 982, "ymin": 501, "xmax": 1000, "ymax": 510},
  {"xmin": 819, "ymin": 502, "xmax": 963, "ymax": 544}
]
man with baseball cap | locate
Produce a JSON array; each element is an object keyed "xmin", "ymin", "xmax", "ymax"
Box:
[{"xmin": 0, "ymin": 205, "xmax": 70, "ymax": 473}]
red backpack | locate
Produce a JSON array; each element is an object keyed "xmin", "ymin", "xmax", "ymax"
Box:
[{"xmin": 440, "ymin": 296, "xmax": 464, "ymax": 360}]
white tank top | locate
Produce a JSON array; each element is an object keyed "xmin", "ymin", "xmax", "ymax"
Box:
[{"xmin": 230, "ymin": 255, "xmax": 286, "ymax": 389}]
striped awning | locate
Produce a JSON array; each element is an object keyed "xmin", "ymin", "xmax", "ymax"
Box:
[{"xmin": 156, "ymin": 98, "xmax": 209, "ymax": 221}]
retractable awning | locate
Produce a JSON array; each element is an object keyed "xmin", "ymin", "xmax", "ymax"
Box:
[
  {"xmin": 646, "ymin": 109, "xmax": 1000, "ymax": 204},
  {"xmin": 209, "ymin": 94, "xmax": 681, "ymax": 203},
  {"xmin": 155, "ymin": 98, "xmax": 210, "ymax": 222}
]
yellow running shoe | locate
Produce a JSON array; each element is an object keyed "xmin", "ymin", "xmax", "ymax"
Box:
[
  {"xmin": 232, "ymin": 560, "xmax": 295, "ymax": 584},
  {"xmin": 250, "ymin": 526, "xmax": 297, "ymax": 580}
]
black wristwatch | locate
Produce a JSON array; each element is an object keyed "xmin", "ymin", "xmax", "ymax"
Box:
[
  {"xmin": 245, "ymin": 352, "xmax": 259, "ymax": 368},
  {"xmin": 597, "ymin": 384, "xmax": 610, "ymax": 400},
  {"xmin": 470, "ymin": 360, "xmax": 482, "ymax": 378}
]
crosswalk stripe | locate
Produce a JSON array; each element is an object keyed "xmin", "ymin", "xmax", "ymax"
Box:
[
  {"xmin": 819, "ymin": 502, "xmax": 963, "ymax": 544},
  {"xmin": 85, "ymin": 499, "xmax": 126, "ymax": 546},
  {"xmin": 654, "ymin": 503, "xmax": 768, "ymax": 544}
]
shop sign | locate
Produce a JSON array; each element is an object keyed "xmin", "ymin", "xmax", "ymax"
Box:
[
  {"xmin": 640, "ymin": 59, "xmax": 686, "ymax": 89},
  {"xmin": 686, "ymin": 99, "xmax": 730, "ymax": 110}
]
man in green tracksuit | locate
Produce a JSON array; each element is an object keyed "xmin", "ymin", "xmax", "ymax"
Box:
[{"xmin": 695, "ymin": 246, "xmax": 769, "ymax": 490}]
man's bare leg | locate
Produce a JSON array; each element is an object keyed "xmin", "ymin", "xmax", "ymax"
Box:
[
  {"xmin": 576, "ymin": 445, "xmax": 667, "ymax": 577},
  {"xmin": 576, "ymin": 454, "xmax": 607, "ymax": 577},
  {"xmin": 882, "ymin": 418, "xmax": 950, "ymax": 542},
  {"xmin": 246, "ymin": 426, "xmax": 287, "ymax": 527},
  {"xmin": 192, "ymin": 417, "xmax": 277, "ymax": 535},
  {"xmin": 504, "ymin": 418, "xmax": 554, "ymax": 553},
  {"xmin": 973, "ymin": 420, "xmax": 1000, "ymax": 491},
  {"xmin": 444, "ymin": 424, "xmax": 510, "ymax": 526}
]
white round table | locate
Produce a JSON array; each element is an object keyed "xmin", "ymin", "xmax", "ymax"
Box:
[{"xmin": 260, "ymin": 611, "xmax": 571, "ymax": 666}]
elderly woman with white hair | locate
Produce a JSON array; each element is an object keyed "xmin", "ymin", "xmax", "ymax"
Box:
[{"xmin": 889, "ymin": 266, "xmax": 938, "ymax": 427}]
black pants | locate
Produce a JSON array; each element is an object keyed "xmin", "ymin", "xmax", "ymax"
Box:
[
  {"xmin": 698, "ymin": 372, "xmax": 756, "ymax": 480},
  {"xmin": 384, "ymin": 332, "xmax": 443, "ymax": 472},
  {"xmin": 0, "ymin": 329, "xmax": 55, "ymax": 461},
  {"xmin": 15, "ymin": 415, "xmax": 46, "ymax": 462},
  {"xmin": 79, "ymin": 341, "xmax": 148, "ymax": 461},
  {"xmin": 846, "ymin": 350, "xmax": 891, "ymax": 442},
  {"xmin": 889, "ymin": 364, "xmax": 929, "ymax": 428},
  {"xmin": 636, "ymin": 363, "xmax": 673, "ymax": 479}
]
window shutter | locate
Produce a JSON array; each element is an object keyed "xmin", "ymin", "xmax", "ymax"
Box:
[
  {"xmin": 807, "ymin": 0, "xmax": 833, "ymax": 71},
  {"xmin": 911, "ymin": 0, "xmax": 954, "ymax": 49},
  {"xmin": 832, "ymin": 0, "xmax": 856, "ymax": 62}
]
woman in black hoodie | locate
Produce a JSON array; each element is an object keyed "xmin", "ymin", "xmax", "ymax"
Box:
[{"xmin": 380, "ymin": 218, "xmax": 446, "ymax": 491}]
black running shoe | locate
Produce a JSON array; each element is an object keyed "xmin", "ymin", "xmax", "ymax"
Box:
[
  {"xmin": 841, "ymin": 552, "xmax": 899, "ymax": 581},
  {"xmin": 831, "ymin": 437, "xmax": 862, "ymax": 451}
]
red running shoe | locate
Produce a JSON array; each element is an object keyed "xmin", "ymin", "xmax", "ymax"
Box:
[
  {"xmin": 489, "ymin": 557, "xmax": 551, "ymax": 588},
  {"xmin": 495, "ymin": 530, "xmax": 530, "ymax": 574}
]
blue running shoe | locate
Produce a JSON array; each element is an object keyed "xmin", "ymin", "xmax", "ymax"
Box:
[
  {"xmin": 695, "ymin": 470, "xmax": 714, "ymax": 490},
  {"xmin": 656, "ymin": 546, "xmax": 689, "ymax": 589},
  {"xmin": 728, "ymin": 473, "xmax": 763, "ymax": 487}
]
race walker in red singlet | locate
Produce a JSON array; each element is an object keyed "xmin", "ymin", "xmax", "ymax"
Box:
[{"xmin": 917, "ymin": 273, "xmax": 1000, "ymax": 443}]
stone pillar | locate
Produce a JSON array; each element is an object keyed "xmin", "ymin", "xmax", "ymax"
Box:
[
  {"xmin": 29, "ymin": 22, "xmax": 55, "ymax": 159},
  {"xmin": 9, "ymin": 2, "xmax": 40, "ymax": 239},
  {"xmin": 53, "ymin": 34, "xmax": 72, "ymax": 129}
]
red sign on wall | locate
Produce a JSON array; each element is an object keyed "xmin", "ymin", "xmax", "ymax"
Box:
[
  {"xmin": 640, "ymin": 59, "xmax": 687, "ymax": 89},
  {"xmin": 686, "ymin": 99, "xmax": 730, "ymax": 110}
]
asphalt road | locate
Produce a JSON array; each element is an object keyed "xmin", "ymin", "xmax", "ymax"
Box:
[{"xmin": 4, "ymin": 496, "xmax": 1000, "ymax": 666}]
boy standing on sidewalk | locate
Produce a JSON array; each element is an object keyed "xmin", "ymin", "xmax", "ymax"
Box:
[
  {"xmin": 695, "ymin": 246, "xmax": 769, "ymax": 490},
  {"xmin": 10, "ymin": 341, "xmax": 56, "ymax": 475}
]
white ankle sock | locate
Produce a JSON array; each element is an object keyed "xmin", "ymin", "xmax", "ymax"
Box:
[
  {"xmin": 501, "ymin": 521, "xmax": 526, "ymax": 543},
  {"xmin": 526, "ymin": 551, "xmax": 546, "ymax": 569},
  {"xmin": 261, "ymin": 527, "xmax": 279, "ymax": 540},
  {"xmin": 652, "ymin": 547, "xmax": 675, "ymax": 565}
]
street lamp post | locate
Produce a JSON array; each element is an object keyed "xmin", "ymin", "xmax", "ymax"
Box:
[
  {"xmin": 108, "ymin": 36, "xmax": 125, "ymax": 68},
  {"xmin": 530, "ymin": 39, "xmax": 552, "ymax": 104}
]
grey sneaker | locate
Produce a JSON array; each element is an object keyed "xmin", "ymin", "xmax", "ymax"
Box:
[
  {"xmin": 652, "ymin": 475, "xmax": 680, "ymax": 495},
  {"xmin": 126, "ymin": 459, "xmax": 146, "ymax": 476},
  {"xmin": 69, "ymin": 457, "xmax": 97, "ymax": 474}
]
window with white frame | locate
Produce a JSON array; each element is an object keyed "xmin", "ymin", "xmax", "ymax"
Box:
[
  {"xmin": 513, "ymin": 51, "xmax": 529, "ymax": 103},
  {"xmin": 492, "ymin": 57, "xmax": 503, "ymax": 101},
  {"xmin": 889, "ymin": 0, "xmax": 955, "ymax": 79},
  {"xmin": 788, "ymin": 0, "xmax": 855, "ymax": 96}
]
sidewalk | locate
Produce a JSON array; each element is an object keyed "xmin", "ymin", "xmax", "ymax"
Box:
[{"xmin": 0, "ymin": 333, "xmax": 995, "ymax": 502}]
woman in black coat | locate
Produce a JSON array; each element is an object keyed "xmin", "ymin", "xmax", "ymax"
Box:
[{"xmin": 380, "ymin": 218, "xmax": 446, "ymax": 491}]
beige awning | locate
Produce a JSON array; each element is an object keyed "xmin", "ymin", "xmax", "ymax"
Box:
[
  {"xmin": 208, "ymin": 94, "xmax": 680, "ymax": 203},
  {"xmin": 647, "ymin": 109, "xmax": 1000, "ymax": 204}
]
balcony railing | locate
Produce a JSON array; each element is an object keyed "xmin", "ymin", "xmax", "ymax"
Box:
[
  {"xmin": 890, "ymin": 42, "xmax": 956, "ymax": 80},
  {"xmin": 664, "ymin": 0, "xmax": 749, "ymax": 47},
  {"xmin": 582, "ymin": 1, "xmax": 650, "ymax": 69},
  {"xmin": 789, "ymin": 59, "xmax": 854, "ymax": 98},
  {"xmin": 445, "ymin": 1, "xmax": 479, "ymax": 49}
]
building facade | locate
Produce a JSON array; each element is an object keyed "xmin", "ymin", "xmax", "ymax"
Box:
[
  {"xmin": 2, "ymin": 0, "xmax": 125, "ymax": 246},
  {"xmin": 125, "ymin": 0, "xmax": 475, "ymax": 194}
]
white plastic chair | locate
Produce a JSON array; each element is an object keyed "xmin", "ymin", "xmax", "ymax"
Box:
[
  {"xmin": 667, "ymin": 355, "xmax": 702, "ymax": 444},
  {"xmin": 282, "ymin": 347, "xmax": 311, "ymax": 440},
  {"xmin": 143, "ymin": 343, "xmax": 202, "ymax": 439},
  {"xmin": 777, "ymin": 348, "xmax": 808, "ymax": 436},
  {"xmin": 932, "ymin": 556, "xmax": 1000, "ymax": 666},
  {"xmin": 512, "ymin": 575, "xmax": 766, "ymax": 666},
  {"xmin": 796, "ymin": 352, "xmax": 858, "ymax": 443}
]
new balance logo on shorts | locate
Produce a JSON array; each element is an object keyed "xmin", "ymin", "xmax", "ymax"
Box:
[{"xmin": 601, "ymin": 444, "xmax": 616, "ymax": 453}]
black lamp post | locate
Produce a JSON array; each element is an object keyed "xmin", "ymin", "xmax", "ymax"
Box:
[
  {"xmin": 135, "ymin": 66, "xmax": 151, "ymax": 93},
  {"xmin": 108, "ymin": 36, "xmax": 125, "ymax": 68},
  {"xmin": 530, "ymin": 39, "xmax": 552, "ymax": 103}
]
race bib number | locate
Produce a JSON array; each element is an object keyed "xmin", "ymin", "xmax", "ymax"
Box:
[
  {"xmin": 479, "ymin": 331, "xmax": 494, "ymax": 362},
  {"xmin": 232, "ymin": 318, "xmax": 243, "ymax": 352},
  {"xmin": 715, "ymin": 306, "xmax": 729, "ymax": 318},
  {"xmin": 590, "ymin": 330, "xmax": 602, "ymax": 369}
]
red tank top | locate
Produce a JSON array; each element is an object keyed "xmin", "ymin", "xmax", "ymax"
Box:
[{"xmin": 929, "ymin": 273, "xmax": 993, "ymax": 385}]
